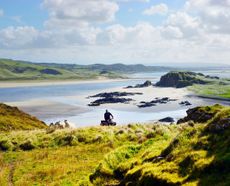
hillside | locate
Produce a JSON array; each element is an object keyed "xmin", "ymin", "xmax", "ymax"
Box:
[
  {"xmin": 0, "ymin": 105, "xmax": 230, "ymax": 185},
  {"xmin": 0, "ymin": 103, "xmax": 47, "ymax": 131},
  {"xmin": 155, "ymin": 71, "xmax": 230, "ymax": 99},
  {"xmin": 0, "ymin": 59, "xmax": 123, "ymax": 81},
  {"xmin": 156, "ymin": 71, "xmax": 212, "ymax": 88},
  {"xmin": 38, "ymin": 63, "xmax": 174, "ymax": 73},
  {"xmin": 0, "ymin": 59, "xmax": 175, "ymax": 81}
]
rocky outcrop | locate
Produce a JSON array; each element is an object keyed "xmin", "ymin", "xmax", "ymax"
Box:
[
  {"xmin": 125, "ymin": 80, "xmax": 152, "ymax": 88},
  {"xmin": 88, "ymin": 97, "xmax": 133, "ymax": 106},
  {"xmin": 156, "ymin": 71, "xmax": 208, "ymax": 88},
  {"xmin": 88, "ymin": 91, "xmax": 142, "ymax": 106},
  {"xmin": 88, "ymin": 91, "xmax": 142, "ymax": 98},
  {"xmin": 179, "ymin": 101, "xmax": 192, "ymax": 106},
  {"xmin": 159, "ymin": 117, "xmax": 175, "ymax": 123},
  {"xmin": 138, "ymin": 97, "xmax": 177, "ymax": 108},
  {"xmin": 177, "ymin": 107, "xmax": 216, "ymax": 124}
]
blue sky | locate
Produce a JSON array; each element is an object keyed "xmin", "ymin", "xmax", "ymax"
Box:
[{"xmin": 0, "ymin": 0, "xmax": 230, "ymax": 65}]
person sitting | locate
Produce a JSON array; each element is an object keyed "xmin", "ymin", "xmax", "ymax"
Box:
[{"xmin": 104, "ymin": 109, "xmax": 114, "ymax": 123}]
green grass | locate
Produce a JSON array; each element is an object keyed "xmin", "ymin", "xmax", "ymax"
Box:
[
  {"xmin": 189, "ymin": 83, "xmax": 230, "ymax": 99},
  {"xmin": 0, "ymin": 105, "xmax": 230, "ymax": 185},
  {"xmin": 89, "ymin": 106, "xmax": 230, "ymax": 186},
  {"xmin": 0, "ymin": 103, "xmax": 47, "ymax": 132},
  {"xmin": 0, "ymin": 59, "xmax": 123, "ymax": 81},
  {"xmin": 0, "ymin": 124, "xmax": 177, "ymax": 185}
]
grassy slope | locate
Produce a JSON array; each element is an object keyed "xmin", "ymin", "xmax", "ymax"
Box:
[
  {"xmin": 189, "ymin": 83, "xmax": 230, "ymax": 99},
  {"xmin": 90, "ymin": 105, "xmax": 230, "ymax": 186},
  {"xmin": 0, "ymin": 105, "xmax": 230, "ymax": 185},
  {"xmin": 0, "ymin": 103, "xmax": 47, "ymax": 131},
  {"xmin": 0, "ymin": 59, "xmax": 123, "ymax": 81},
  {"xmin": 0, "ymin": 124, "xmax": 174, "ymax": 185}
]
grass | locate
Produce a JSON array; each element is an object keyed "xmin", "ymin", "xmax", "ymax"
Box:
[
  {"xmin": 0, "ymin": 59, "xmax": 123, "ymax": 81},
  {"xmin": 0, "ymin": 124, "xmax": 177, "ymax": 185},
  {"xmin": 0, "ymin": 105, "xmax": 230, "ymax": 185},
  {"xmin": 0, "ymin": 103, "xmax": 47, "ymax": 132},
  {"xmin": 189, "ymin": 83, "xmax": 230, "ymax": 99}
]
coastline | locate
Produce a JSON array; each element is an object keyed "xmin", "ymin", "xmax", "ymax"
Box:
[{"xmin": 0, "ymin": 78, "xmax": 131, "ymax": 88}]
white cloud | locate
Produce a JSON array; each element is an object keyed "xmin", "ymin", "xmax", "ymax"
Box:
[
  {"xmin": 185, "ymin": 0, "xmax": 230, "ymax": 33},
  {"xmin": 164, "ymin": 12, "xmax": 201, "ymax": 38},
  {"xmin": 0, "ymin": 9, "xmax": 4, "ymax": 17},
  {"xmin": 1, "ymin": 0, "xmax": 230, "ymax": 64},
  {"xmin": 42, "ymin": 0, "xmax": 119, "ymax": 24},
  {"xmin": 0, "ymin": 26, "xmax": 38, "ymax": 49},
  {"xmin": 143, "ymin": 3, "xmax": 168, "ymax": 16},
  {"xmin": 115, "ymin": 0, "xmax": 149, "ymax": 2}
]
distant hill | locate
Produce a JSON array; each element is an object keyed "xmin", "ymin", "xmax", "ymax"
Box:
[
  {"xmin": 0, "ymin": 103, "xmax": 47, "ymax": 131},
  {"xmin": 0, "ymin": 59, "xmax": 123, "ymax": 81}
]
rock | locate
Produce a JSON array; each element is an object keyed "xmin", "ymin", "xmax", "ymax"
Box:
[
  {"xmin": 88, "ymin": 91, "xmax": 142, "ymax": 106},
  {"xmin": 125, "ymin": 80, "xmax": 152, "ymax": 88},
  {"xmin": 208, "ymin": 118, "xmax": 230, "ymax": 132},
  {"xmin": 138, "ymin": 97, "xmax": 177, "ymax": 108},
  {"xmin": 177, "ymin": 106, "xmax": 218, "ymax": 124},
  {"xmin": 159, "ymin": 117, "xmax": 175, "ymax": 123},
  {"xmin": 179, "ymin": 101, "xmax": 192, "ymax": 106},
  {"xmin": 88, "ymin": 91, "xmax": 142, "ymax": 98},
  {"xmin": 88, "ymin": 97, "xmax": 133, "ymax": 106},
  {"xmin": 156, "ymin": 71, "xmax": 208, "ymax": 88}
]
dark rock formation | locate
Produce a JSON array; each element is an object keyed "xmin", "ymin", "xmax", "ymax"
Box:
[
  {"xmin": 156, "ymin": 71, "xmax": 208, "ymax": 88},
  {"xmin": 208, "ymin": 118, "xmax": 230, "ymax": 132},
  {"xmin": 88, "ymin": 97, "xmax": 133, "ymax": 106},
  {"xmin": 159, "ymin": 117, "xmax": 175, "ymax": 123},
  {"xmin": 177, "ymin": 107, "xmax": 217, "ymax": 124},
  {"xmin": 88, "ymin": 91, "xmax": 142, "ymax": 98},
  {"xmin": 125, "ymin": 80, "xmax": 152, "ymax": 88},
  {"xmin": 179, "ymin": 101, "xmax": 192, "ymax": 106},
  {"xmin": 138, "ymin": 97, "xmax": 177, "ymax": 108}
]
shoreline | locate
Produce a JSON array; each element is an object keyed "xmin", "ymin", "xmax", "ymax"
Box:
[{"xmin": 0, "ymin": 78, "xmax": 133, "ymax": 88}]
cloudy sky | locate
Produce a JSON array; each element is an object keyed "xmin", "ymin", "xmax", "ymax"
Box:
[{"xmin": 0, "ymin": 0, "xmax": 230, "ymax": 65}]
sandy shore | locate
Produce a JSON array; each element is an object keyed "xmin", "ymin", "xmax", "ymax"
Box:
[{"xmin": 0, "ymin": 78, "xmax": 130, "ymax": 88}]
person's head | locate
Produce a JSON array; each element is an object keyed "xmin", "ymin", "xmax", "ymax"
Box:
[{"xmin": 106, "ymin": 109, "xmax": 108, "ymax": 113}]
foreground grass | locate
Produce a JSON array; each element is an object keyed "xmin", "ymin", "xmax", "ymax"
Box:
[
  {"xmin": 1, "ymin": 105, "xmax": 230, "ymax": 185},
  {"xmin": 1, "ymin": 144, "xmax": 111, "ymax": 185},
  {"xmin": 90, "ymin": 105, "xmax": 230, "ymax": 186},
  {"xmin": 0, "ymin": 124, "xmax": 176, "ymax": 185}
]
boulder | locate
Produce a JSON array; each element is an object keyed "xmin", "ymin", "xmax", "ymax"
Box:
[{"xmin": 159, "ymin": 117, "xmax": 175, "ymax": 123}]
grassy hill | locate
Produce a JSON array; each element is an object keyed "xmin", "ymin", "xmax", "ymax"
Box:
[
  {"xmin": 0, "ymin": 58, "xmax": 174, "ymax": 81},
  {"xmin": 0, "ymin": 103, "xmax": 47, "ymax": 131},
  {"xmin": 156, "ymin": 71, "xmax": 230, "ymax": 99},
  {"xmin": 0, "ymin": 105, "xmax": 230, "ymax": 185},
  {"xmin": 0, "ymin": 59, "xmax": 123, "ymax": 81}
]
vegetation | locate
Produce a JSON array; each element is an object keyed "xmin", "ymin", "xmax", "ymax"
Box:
[
  {"xmin": 0, "ymin": 105, "xmax": 230, "ymax": 185},
  {"xmin": 0, "ymin": 58, "xmax": 173, "ymax": 81},
  {"xmin": 156, "ymin": 71, "xmax": 230, "ymax": 99},
  {"xmin": 190, "ymin": 84, "xmax": 230, "ymax": 99},
  {"xmin": 0, "ymin": 59, "xmax": 123, "ymax": 81},
  {"xmin": 0, "ymin": 103, "xmax": 47, "ymax": 131},
  {"xmin": 156, "ymin": 71, "xmax": 213, "ymax": 88}
]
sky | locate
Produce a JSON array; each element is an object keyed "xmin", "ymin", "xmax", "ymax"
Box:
[{"xmin": 0, "ymin": 0, "xmax": 230, "ymax": 65}]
